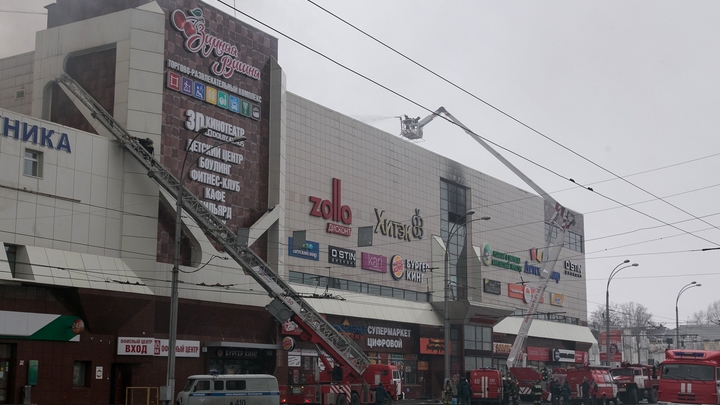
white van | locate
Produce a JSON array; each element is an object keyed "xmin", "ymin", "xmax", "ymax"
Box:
[{"xmin": 176, "ymin": 374, "xmax": 280, "ymax": 405}]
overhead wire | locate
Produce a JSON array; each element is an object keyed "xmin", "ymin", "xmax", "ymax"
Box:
[{"xmin": 301, "ymin": 0, "xmax": 720, "ymax": 245}]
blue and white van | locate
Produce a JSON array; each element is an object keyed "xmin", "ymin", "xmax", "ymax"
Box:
[{"xmin": 176, "ymin": 374, "xmax": 280, "ymax": 405}]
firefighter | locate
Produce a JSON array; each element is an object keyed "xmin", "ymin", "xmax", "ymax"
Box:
[
  {"xmin": 532, "ymin": 380, "xmax": 543, "ymax": 405},
  {"xmin": 510, "ymin": 378, "xmax": 519, "ymax": 405},
  {"xmin": 502, "ymin": 377, "xmax": 511, "ymax": 405},
  {"xmin": 443, "ymin": 379, "xmax": 454, "ymax": 405},
  {"xmin": 457, "ymin": 377, "xmax": 471, "ymax": 405}
]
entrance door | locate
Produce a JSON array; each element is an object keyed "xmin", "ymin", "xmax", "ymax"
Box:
[
  {"xmin": 0, "ymin": 344, "xmax": 13, "ymax": 404},
  {"xmin": 109, "ymin": 363, "xmax": 133, "ymax": 405}
]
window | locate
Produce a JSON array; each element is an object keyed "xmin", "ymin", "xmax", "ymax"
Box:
[
  {"xmin": 213, "ymin": 380, "xmax": 224, "ymax": 390},
  {"xmin": 193, "ymin": 380, "xmax": 211, "ymax": 391},
  {"xmin": 72, "ymin": 361, "xmax": 90, "ymax": 387},
  {"xmin": 465, "ymin": 356, "xmax": 492, "ymax": 371},
  {"xmin": 545, "ymin": 223, "xmax": 584, "ymax": 253},
  {"xmin": 441, "ymin": 180, "xmax": 469, "ymax": 300},
  {"xmin": 23, "ymin": 149, "xmax": 43, "ymax": 177},
  {"xmin": 464, "ymin": 325, "xmax": 492, "ymax": 351},
  {"xmin": 226, "ymin": 380, "xmax": 246, "ymax": 390},
  {"xmin": 5, "ymin": 244, "xmax": 17, "ymax": 277}
]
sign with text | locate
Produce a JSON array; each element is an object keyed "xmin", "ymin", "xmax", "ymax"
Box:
[
  {"xmin": 117, "ymin": 337, "xmax": 200, "ymax": 357},
  {"xmin": 328, "ymin": 245, "xmax": 356, "ymax": 267},
  {"xmin": 507, "ymin": 284, "xmax": 544, "ymax": 303},
  {"xmin": 526, "ymin": 346, "xmax": 550, "ymax": 361},
  {"xmin": 288, "ymin": 237, "xmax": 320, "ymax": 261},
  {"xmin": 420, "ymin": 337, "xmax": 445, "ymax": 355},
  {"xmin": 483, "ymin": 279, "xmax": 501, "ymax": 295},
  {"xmin": 599, "ymin": 330, "xmax": 623, "ymax": 363},
  {"xmin": 361, "ymin": 252, "xmax": 387, "ymax": 272}
]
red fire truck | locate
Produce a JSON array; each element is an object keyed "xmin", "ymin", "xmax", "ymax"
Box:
[
  {"xmin": 610, "ymin": 362, "xmax": 658, "ymax": 404},
  {"xmin": 469, "ymin": 369, "xmax": 503, "ymax": 405},
  {"xmin": 658, "ymin": 350, "xmax": 720, "ymax": 405},
  {"xmin": 280, "ymin": 361, "xmax": 401, "ymax": 405}
]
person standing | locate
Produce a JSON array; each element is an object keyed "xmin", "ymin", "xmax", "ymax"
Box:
[
  {"xmin": 590, "ymin": 380, "xmax": 599, "ymax": 405},
  {"xmin": 561, "ymin": 380, "xmax": 571, "ymax": 405},
  {"xmin": 371, "ymin": 383, "xmax": 388, "ymax": 405},
  {"xmin": 581, "ymin": 377, "xmax": 591, "ymax": 405},
  {"xmin": 532, "ymin": 380, "xmax": 543, "ymax": 405},
  {"xmin": 551, "ymin": 379, "xmax": 561, "ymax": 405},
  {"xmin": 443, "ymin": 380, "xmax": 454, "ymax": 405},
  {"xmin": 457, "ymin": 377, "xmax": 472, "ymax": 405}
]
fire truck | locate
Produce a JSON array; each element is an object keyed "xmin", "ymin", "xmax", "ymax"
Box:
[
  {"xmin": 52, "ymin": 75, "xmax": 401, "ymax": 405},
  {"xmin": 468, "ymin": 369, "xmax": 503, "ymax": 405},
  {"xmin": 610, "ymin": 363, "xmax": 658, "ymax": 404},
  {"xmin": 658, "ymin": 350, "xmax": 720, "ymax": 405}
]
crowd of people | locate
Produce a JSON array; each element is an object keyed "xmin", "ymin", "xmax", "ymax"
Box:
[{"xmin": 440, "ymin": 370, "xmax": 603, "ymax": 405}]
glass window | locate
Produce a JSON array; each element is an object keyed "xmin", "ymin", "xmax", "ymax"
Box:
[
  {"xmin": 194, "ymin": 380, "xmax": 211, "ymax": 391},
  {"xmin": 405, "ymin": 290, "xmax": 417, "ymax": 301},
  {"xmin": 226, "ymin": 380, "xmax": 246, "ymax": 390},
  {"xmin": 464, "ymin": 325, "xmax": 492, "ymax": 352},
  {"xmin": 348, "ymin": 281, "xmax": 362, "ymax": 292},
  {"xmin": 5, "ymin": 244, "xmax": 17, "ymax": 277},
  {"xmin": 23, "ymin": 150, "xmax": 42, "ymax": 177},
  {"xmin": 72, "ymin": 361, "xmax": 90, "ymax": 387},
  {"xmin": 214, "ymin": 380, "xmax": 224, "ymax": 390},
  {"xmin": 368, "ymin": 284, "xmax": 381, "ymax": 296},
  {"xmin": 182, "ymin": 379, "xmax": 196, "ymax": 392},
  {"xmin": 289, "ymin": 271, "xmax": 303, "ymax": 284},
  {"xmin": 380, "ymin": 286, "xmax": 393, "ymax": 297},
  {"xmin": 392, "ymin": 288, "xmax": 404, "ymax": 299}
]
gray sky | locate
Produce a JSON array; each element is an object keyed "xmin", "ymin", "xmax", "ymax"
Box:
[{"xmin": 2, "ymin": 1, "xmax": 720, "ymax": 330}]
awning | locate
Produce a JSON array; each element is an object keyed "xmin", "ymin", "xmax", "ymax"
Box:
[
  {"xmin": 493, "ymin": 316, "xmax": 597, "ymax": 345},
  {"xmin": 292, "ymin": 285, "xmax": 443, "ymax": 326},
  {"xmin": 2, "ymin": 244, "xmax": 153, "ymax": 295}
]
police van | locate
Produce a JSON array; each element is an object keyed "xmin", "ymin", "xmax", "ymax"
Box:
[{"xmin": 176, "ymin": 374, "xmax": 280, "ymax": 405}]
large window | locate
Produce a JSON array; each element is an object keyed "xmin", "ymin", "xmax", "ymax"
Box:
[
  {"xmin": 544, "ymin": 223, "xmax": 584, "ymax": 253},
  {"xmin": 464, "ymin": 325, "xmax": 492, "ymax": 351},
  {"xmin": 287, "ymin": 271, "xmax": 429, "ymax": 302},
  {"xmin": 465, "ymin": 356, "xmax": 493, "ymax": 371},
  {"xmin": 23, "ymin": 149, "xmax": 43, "ymax": 177},
  {"xmin": 441, "ymin": 180, "xmax": 469, "ymax": 299}
]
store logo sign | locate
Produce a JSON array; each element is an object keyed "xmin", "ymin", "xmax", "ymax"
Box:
[
  {"xmin": 310, "ymin": 179, "xmax": 353, "ymax": 233},
  {"xmin": 170, "ymin": 8, "xmax": 261, "ymax": 80},
  {"xmin": 564, "ymin": 260, "xmax": 583, "ymax": 278},
  {"xmin": 328, "ymin": 245, "xmax": 355, "ymax": 267},
  {"xmin": 361, "ymin": 252, "xmax": 386, "ymax": 273},
  {"xmin": 374, "ymin": 208, "xmax": 424, "ymax": 242},
  {"xmin": 288, "ymin": 237, "xmax": 319, "ymax": 261}
]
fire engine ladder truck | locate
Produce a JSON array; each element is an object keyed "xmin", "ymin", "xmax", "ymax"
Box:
[
  {"xmin": 54, "ymin": 73, "xmax": 371, "ymax": 380},
  {"xmin": 400, "ymin": 107, "xmax": 576, "ymax": 368}
]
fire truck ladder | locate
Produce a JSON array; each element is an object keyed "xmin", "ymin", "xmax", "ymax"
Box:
[
  {"xmin": 400, "ymin": 107, "xmax": 575, "ymax": 368},
  {"xmin": 54, "ymin": 73, "xmax": 371, "ymax": 377}
]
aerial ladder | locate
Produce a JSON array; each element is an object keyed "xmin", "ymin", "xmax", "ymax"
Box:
[
  {"xmin": 399, "ymin": 108, "xmax": 576, "ymax": 368},
  {"xmin": 54, "ymin": 73, "xmax": 371, "ymax": 389}
]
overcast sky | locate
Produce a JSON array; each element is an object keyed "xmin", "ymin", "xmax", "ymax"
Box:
[{"xmin": 3, "ymin": 1, "xmax": 720, "ymax": 331}]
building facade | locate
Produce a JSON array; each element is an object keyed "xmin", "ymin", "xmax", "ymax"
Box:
[{"xmin": 0, "ymin": 1, "xmax": 594, "ymax": 404}]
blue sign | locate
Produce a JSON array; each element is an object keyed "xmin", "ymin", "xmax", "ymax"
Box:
[
  {"xmin": 193, "ymin": 82, "xmax": 206, "ymax": 100},
  {"xmin": 288, "ymin": 237, "xmax": 319, "ymax": 261}
]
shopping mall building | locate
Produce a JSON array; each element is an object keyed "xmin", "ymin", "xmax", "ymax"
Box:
[{"xmin": 0, "ymin": 1, "xmax": 596, "ymax": 404}]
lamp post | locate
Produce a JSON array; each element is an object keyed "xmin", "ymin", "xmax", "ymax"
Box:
[
  {"xmin": 443, "ymin": 211, "xmax": 490, "ymax": 384},
  {"xmin": 676, "ymin": 281, "xmax": 701, "ymax": 348},
  {"xmin": 166, "ymin": 128, "xmax": 245, "ymax": 404},
  {"xmin": 605, "ymin": 260, "xmax": 638, "ymax": 366}
]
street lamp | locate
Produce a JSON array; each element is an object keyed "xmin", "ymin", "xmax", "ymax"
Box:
[
  {"xmin": 676, "ymin": 281, "xmax": 701, "ymax": 348},
  {"xmin": 166, "ymin": 128, "xmax": 246, "ymax": 404},
  {"xmin": 605, "ymin": 260, "xmax": 638, "ymax": 366},
  {"xmin": 443, "ymin": 211, "xmax": 490, "ymax": 384}
]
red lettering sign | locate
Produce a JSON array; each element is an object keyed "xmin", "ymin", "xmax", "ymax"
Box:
[
  {"xmin": 170, "ymin": 9, "xmax": 260, "ymax": 80},
  {"xmin": 327, "ymin": 223, "xmax": 352, "ymax": 236},
  {"xmin": 309, "ymin": 178, "xmax": 352, "ymax": 225}
]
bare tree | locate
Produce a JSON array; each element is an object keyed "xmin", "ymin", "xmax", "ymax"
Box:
[
  {"xmin": 690, "ymin": 301, "xmax": 720, "ymax": 325},
  {"xmin": 590, "ymin": 304, "xmax": 623, "ymax": 332},
  {"xmin": 617, "ymin": 302, "xmax": 654, "ymax": 363}
]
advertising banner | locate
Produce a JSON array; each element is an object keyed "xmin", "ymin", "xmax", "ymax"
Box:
[{"xmin": 599, "ymin": 330, "xmax": 623, "ymax": 363}]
